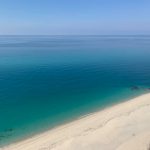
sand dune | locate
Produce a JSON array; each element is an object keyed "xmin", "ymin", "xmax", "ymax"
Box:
[{"xmin": 1, "ymin": 93, "xmax": 150, "ymax": 150}]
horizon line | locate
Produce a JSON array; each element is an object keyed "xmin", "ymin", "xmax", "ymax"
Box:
[{"xmin": 0, "ymin": 34, "xmax": 150, "ymax": 36}]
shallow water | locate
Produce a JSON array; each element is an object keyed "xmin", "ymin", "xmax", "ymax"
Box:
[{"xmin": 0, "ymin": 35, "xmax": 150, "ymax": 146}]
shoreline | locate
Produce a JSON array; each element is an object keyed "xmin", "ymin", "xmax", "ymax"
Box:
[{"xmin": 1, "ymin": 93, "xmax": 150, "ymax": 150}]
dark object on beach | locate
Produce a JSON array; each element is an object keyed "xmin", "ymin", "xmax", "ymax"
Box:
[{"xmin": 131, "ymin": 86, "xmax": 139, "ymax": 91}]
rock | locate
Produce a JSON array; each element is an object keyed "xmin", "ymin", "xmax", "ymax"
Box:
[{"xmin": 131, "ymin": 86, "xmax": 139, "ymax": 90}]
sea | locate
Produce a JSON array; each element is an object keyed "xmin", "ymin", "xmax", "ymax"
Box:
[{"xmin": 0, "ymin": 35, "xmax": 150, "ymax": 146}]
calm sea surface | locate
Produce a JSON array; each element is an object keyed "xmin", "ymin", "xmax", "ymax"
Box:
[{"xmin": 0, "ymin": 35, "xmax": 150, "ymax": 146}]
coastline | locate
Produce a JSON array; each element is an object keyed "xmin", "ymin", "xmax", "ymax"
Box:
[{"xmin": 1, "ymin": 93, "xmax": 150, "ymax": 150}]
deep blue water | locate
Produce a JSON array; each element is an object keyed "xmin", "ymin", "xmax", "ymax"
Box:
[{"xmin": 0, "ymin": 35, "xmax": 150, "ymax": 146}]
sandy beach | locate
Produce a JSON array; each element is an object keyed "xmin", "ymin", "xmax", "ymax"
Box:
[{"xmin": 1, "ymin": 93, "xmax": 150, "ymax": 150}]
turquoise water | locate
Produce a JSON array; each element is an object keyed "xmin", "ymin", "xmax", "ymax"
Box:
[{"xmin": 0, "ymin": 35, "xmax": 150, "ymax": 146}]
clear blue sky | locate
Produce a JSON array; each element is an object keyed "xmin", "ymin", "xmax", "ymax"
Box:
[{"xmin": 0, "ymin": 0, "xmax": 150, "ymax": 35}]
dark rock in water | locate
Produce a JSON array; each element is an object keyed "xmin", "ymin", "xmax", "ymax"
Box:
[
  {"xmin": 5, "ymin": 128, "xmax": 13, "ymax": 132},
  {"xmin": 0, "ymin": 135, "xmax": 5, "ymax": 138},
  {"xmin": 0, "ymin": 128, "xmax": 14, "ymax": 140},
  {"xmin": 131, "ymin": 86, "xmax": 140, "ymax": 90},
  {"xmin": 0, "ymin": 134, "xmax": 6, "ymax": 141}
]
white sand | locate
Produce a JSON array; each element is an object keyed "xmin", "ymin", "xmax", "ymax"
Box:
[{"xmin": 1, "ymin": 93, "xmax": 150, "ymax": 150}]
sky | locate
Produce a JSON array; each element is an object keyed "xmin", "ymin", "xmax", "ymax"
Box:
[{"xmin": 0, "ymin": 0, "xmax": 150, "ymax": 35}]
